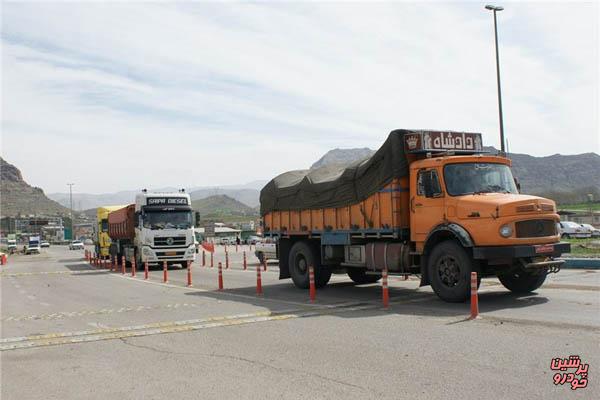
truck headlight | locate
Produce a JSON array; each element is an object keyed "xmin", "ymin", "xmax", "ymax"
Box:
[{"xmin": 499, "ymin": 225, "xmax": 513, "ymax": 238}]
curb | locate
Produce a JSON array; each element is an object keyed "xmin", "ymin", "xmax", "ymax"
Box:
[{"xmin": 561, "ymin": 258, "xmax": 600, "ymax": 269}]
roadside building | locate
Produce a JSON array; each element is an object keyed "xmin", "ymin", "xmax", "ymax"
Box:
[
  {"xmin": 1, "ymin": 216, "xmax": 65, "ymax": 242},
  {"xmin": 196, "ymin": 224, "xmax": 242, "ymax": 244}
]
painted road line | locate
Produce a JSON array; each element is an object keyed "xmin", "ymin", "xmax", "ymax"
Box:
[
  {"xmin": 0, "ymin": 311, "xmax": 281, "ymax": 345},
  {"xmin": 0, "ymin": 303, "xmax": 385, "ymax": 351},
  {"xmin": 0, "ymin": 315, "xmax": 297, "ymax": 351},
  {"xmin": 1, "ymin": 303, "xmax": 202, "ymax": 322},
  {"xmin": 0, "ymin": 269, "xmax": 110, "ymax": 277}
]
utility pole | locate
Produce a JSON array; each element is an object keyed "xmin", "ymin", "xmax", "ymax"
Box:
[
  {"xmin": 485, "ymin": 4, "xmax": 505, "ymax": 153},
  {"xmin": 67, "ymin": 183, "xmax": 74, "ymax": 240}
]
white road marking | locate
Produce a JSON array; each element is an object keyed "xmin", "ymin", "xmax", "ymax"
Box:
[
  {"xmin": 0, "ymin": 303, "xmax": 383, "ymax": 351},
  {"xmin": 1, "ymin": 303, "xmax": 202, "ymax": 322},
  {"xmin": 0, "ymin": 269, "xmax": 109, "ymax": 278}
]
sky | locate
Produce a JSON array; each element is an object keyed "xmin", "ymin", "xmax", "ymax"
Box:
[{"xmin": 2, "ymin": 1, "xmax": 598, "ymax": 194}]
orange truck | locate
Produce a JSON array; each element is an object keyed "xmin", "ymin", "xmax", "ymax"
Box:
[{"xmin": 260, "ymin": 129, "xmax": 570, "ymax": 302}]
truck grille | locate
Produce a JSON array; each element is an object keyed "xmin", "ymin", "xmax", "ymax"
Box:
[
  {"xmin": 516, "ymin": 204, "xmax": 555, "ymax": 213},
  {"xmin": 515, "ymin": 219, "xmax": 556, "ymax": 238},
  {"xmin": 154, "ymin": 237, "xmax": 187, "ymax": 247}
]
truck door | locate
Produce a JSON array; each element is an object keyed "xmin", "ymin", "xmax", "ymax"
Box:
[{"xmin": 411, "ymin": 169, "xmax": 445, "ymax": 244}]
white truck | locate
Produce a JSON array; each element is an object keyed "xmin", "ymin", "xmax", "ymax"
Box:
[
  {"xmin": 7, "ymin": 239, "xmax": 17, "ymax": 253},
  {"xmin": 26, "ymin": 236, "xmax": 41, "ymax": 254},
  {"xmin": 108, "ymin": 190, "xmax": 196, "ymax": 267}
]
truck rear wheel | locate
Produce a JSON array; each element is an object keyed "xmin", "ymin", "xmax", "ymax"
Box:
[
  {"xmin": 347, "ymin": 268, "xmax": 381, "ymax": 284},
  {"xmin": 427, "ymin": 241, "xmax": 479, "ymax": 303},
  {"xmin": 498, "ymin": 270, "xmax": 546, "ymax": 294},
  {"xmin": 288, "ymin": 241, "xmax": 331, "ymax": 289}
]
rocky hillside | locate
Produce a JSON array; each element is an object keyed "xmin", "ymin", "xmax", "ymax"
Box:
[
  {"xmin": 0, "ymin": 157, "xmax": 71, "ymax": 217},
  {"xmin": 191, "ymin": 195, "xmax": 258, "ymax": 218},
  {"xmin": 311, "ymin": 148, "xmax": 374, "ymax": 169},
  {"xmin": 503, "ymin": 150, "xmax": 600, "ymax": 194},
  {"xmin": 189, "ymin": 188, "xmax": 261, "ymax": 208}
]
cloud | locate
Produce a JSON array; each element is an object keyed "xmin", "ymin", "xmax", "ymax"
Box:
[{"xmin": 1, "ymin": 2, "xmax": 598, "ymax": 194}]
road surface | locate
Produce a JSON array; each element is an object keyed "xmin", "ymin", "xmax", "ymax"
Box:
[{"xmin": 1, "ymin": 245, "xmax": 598, "ymax": 399}]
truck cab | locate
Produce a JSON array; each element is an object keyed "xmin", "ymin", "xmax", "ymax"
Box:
[
  {"xmin": 96, "ymin": 205, "xmax": 127, "ymax": 258},
  {"xmin": 410, "ymin": 154, "xmax": 567, "ymax": 301},
  {"xmin": 7, "ymin": 239, "xmax": 17, "ymax": 253},
  {"xmin": 131, "ymin": 190, "xmax": 196, "ymax": 266},
  {"xmin": 26, "ymin": 236, "xmax": 41, "ymax": 254}
]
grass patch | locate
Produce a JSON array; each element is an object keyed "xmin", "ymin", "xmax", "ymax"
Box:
[
  {"xmin": 563, "ymin": 238, "xmax": 600, "ymax": 256},
  {"xmin": 558, "ymin": 202, "xmax": 600, "ymax": 212}
]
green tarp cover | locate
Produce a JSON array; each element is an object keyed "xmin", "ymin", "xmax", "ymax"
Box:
[{"xmin": 260, "ymin": 129, "xmax": 412, "ymax": 215}]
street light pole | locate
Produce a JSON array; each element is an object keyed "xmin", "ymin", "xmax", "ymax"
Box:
[
  {"xmin": 485, "ymin": 4, "xmax": 505, "ymax": 153},
  {"xmin": 67, "ymin": 183, "xmax": 74, "ymax": 240}
]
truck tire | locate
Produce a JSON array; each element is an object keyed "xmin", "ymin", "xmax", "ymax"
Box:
[
  {"xmin": 498, "ymin": 270, "xmax": 547, "ymax": 294},
  {"xmin": 347, "ymin": 268, "xmax": 381, "ymax": 284},
  {"xmin": 427, "ymin": 240, "xmax": 479, "ymax": 303},
  {"xmin": 288, "ymin": 241, "xmax": 331, "ymax": 289}
]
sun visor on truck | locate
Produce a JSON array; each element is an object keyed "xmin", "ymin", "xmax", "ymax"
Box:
[{"xmin": 260, "ymin": 129, "xmax": 483, "ymax": 215}]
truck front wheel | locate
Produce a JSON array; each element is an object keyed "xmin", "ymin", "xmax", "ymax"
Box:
[
  {"xmin": 427, "ymin": 241, "xmax": 479, "ymax": 303},
  {"xmin": 498, "ymin": 270, "xmax": 546, "ymax": 294},
  {"xmin": 347, "ymin": 268, "xmax": 381, "ymax": 284},
  {"xmin": 289, "ymin": 241, "xmax": 331, "ymax": 289}
]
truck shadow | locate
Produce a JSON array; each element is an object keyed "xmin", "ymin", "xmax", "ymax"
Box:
[
  {"xmin": 63, "ymin": 262, "xmax": 107, "ymax": 272},
  {"xmin": 183, "ymin": 280, "xmax": 549, "ymax": 320}
]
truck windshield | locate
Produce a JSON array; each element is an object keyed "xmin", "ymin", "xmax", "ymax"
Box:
[
  {"xmin": 143, "ymin": 210, "xmax": 192, "ymax": 230},
  {"xmin": 444, "ymin": 163, "xmax": 517, "ymax": 196}
]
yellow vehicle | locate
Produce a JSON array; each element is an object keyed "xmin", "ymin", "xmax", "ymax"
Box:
[{"xmin": 96, "ymin": 205, "xmax": 126, "ymax": 258}]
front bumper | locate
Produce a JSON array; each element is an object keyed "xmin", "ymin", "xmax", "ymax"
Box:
[
  {"xmin": 472, "ymin": 242, "xmax": 571, "ymax": 260},
  {"xmin": 141, "ymin": 245, "xmax": 196, "ymax": 262}
]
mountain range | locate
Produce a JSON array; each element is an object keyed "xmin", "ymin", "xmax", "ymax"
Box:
[
  {"xmin": 309, "ymin": 146, "xmax": 600, "ymax": 196},
  {"xmin": 47, "ymin": 181, "xmax": 267, "ymax": 211},
  {"xmin": 3, "ymin": 145, "xmax": 599, "ymax": 219}
]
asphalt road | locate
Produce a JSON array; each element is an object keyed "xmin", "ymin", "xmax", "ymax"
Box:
[{"xmin": 1, "ymin": 245, "xmax": 598, "ymax": 399}]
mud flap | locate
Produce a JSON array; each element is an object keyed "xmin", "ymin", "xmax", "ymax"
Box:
[{"xmin": 278, "ymin": 239, "xmax": 292, "ymax": 279}]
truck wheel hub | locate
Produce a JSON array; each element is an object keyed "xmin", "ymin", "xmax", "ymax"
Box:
[
  {"xmin": 297, "ymin": 257, "xmax": 307, "ymax": 273},
  {"xmin": 438, "ymin": 256, "xmax": 460, "ymax": 287}
]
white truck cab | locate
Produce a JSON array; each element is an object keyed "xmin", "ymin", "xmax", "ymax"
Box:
[
  {"xmin": 26, "ymin": 236, "xmax": 41, "ymax": 254},
  {"xmin": 133, "ymin": 190, "xmax": 196, "ymax": 266}
]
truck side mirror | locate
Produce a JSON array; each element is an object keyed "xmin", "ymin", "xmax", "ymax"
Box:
[
  {"xmin": 195, "ymin": 211, "xmax": 201, "ymax": 228},
  {"xmin": 514, "ymin": 177, "xmax": 521, "ymax": 193}
]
